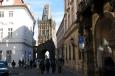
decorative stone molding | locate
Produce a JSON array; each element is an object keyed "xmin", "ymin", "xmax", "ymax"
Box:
[{"xmin": 103, "ymin": 2, "xmax": 113, "ymax": 13}]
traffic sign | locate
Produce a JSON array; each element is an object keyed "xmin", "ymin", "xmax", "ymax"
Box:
[
  {"xmin": 79, "ymin": 36, "xmax": 85, "ymax": 49},
  {"xmin": 79, "ymin": 36, "xmax": 85, "ymax": 44}
]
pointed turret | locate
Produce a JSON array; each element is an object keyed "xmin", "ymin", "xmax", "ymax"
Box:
[{"xmin": 42, "ymin": 4, "xmax": 51, "ymax": 21}]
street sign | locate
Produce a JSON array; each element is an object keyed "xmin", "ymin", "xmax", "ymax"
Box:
[
  {"xmin": 79, "ymin": 36, "xmax": 85, "ymax": 44},
  {"xmin": 79, "ymin": 36, "xmax": 85, "ymax": 49}
]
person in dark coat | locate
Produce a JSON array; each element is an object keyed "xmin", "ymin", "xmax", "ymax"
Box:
[
  {"xmin": 30, "ymin": 60, "xmax": 33, "ymax": 69},
  {"xmin": 51, "ymin": 59, "xmax": 56, "ymax": 73},
  {"xmin": 39, "ymin": 59, "xmax": 45, "ymax": 74},
  {"xmin": 12, "ymin": 60, "xmax": 16, "ymax": 69},
  {"xmin": 18, "ymin": 60, "xmax": 21, "ymax": 67},
  {"xmin": 57, "ymin": 57, "xmax": 64, "ymax": 73},
  {"xmin": 45, "ymin": 58, "xmax": 50, "ymax": 73}
]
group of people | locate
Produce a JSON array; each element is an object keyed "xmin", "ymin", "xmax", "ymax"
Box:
[
  {"xmin": 39, "ymin": 57, "xmax": 64, "ymax": 74},
  {"xmin": 11, "ymin": 57, "xmax": 64, "ymax": 74},
  {"xmin": 11, "ymin": 59, "xmax": 37, "ymax": 69}
]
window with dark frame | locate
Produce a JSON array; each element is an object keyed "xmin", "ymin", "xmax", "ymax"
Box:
[
  {"xmin": 0, "ymin": 51, "xmax": 2, "ymax": 60},
  {"xmin": 0, "ymin": 11, "xmax": 4, "ymax": 18},
  {"xmin": 69, "ymin": 45, "xmax": 71, "ymax": 60},
  {"xmin": 6, "ymin": 50, "xmax": 12, "ymax": 63},
  {"xmin": 0, "ymin": 28, "xmax": 3, "ymax": 38},
  {"xmin": 8, "ymin": 28, "xmax": 13, "ymax": 38},
  {"xmin": 9, "ymin": 11, "xmax": 13, "ymax": 17}
]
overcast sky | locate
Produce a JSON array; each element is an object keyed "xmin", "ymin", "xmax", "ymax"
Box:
[{"xmin": 24, "ymin": 0, "xmax": 64, "ymax": 41}]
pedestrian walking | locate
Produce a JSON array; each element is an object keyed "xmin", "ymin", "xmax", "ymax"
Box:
[
  {"xmin": 45, "ymin": 58, "xmax": 50, "ymax": 73},
  {"xmin": 30, "ymin": 60, "xmax": 33, "ymax": 69},
  {"xmin": 12, "ymin": 60, "xmax": 16, "ymax": 69},
  {"xmin": 18, "ymin": 60, "xmax": 21, "ymax": 67},
  {"xmin": 51, "ymin": 59, "xmax": 56, "ymax": 73},
  {"xmin": 57, "ymin": 57, "xmax": 64, "ymax": 73},
  {"xmin": 39, "ymin": 59, "xmax": 45, "ymax": 74},
  {"xmin": 22, "ymin": 60, "xmax": 24, "ymax": 68}
]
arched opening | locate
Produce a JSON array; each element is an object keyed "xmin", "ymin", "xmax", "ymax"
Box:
[
  {"xmin": 45, "ymin": 51, "xmax": 50, "ymax": 59},
  {"xmin": 94, "ymin": 12, "xmax": 115, "ymax": 74},
  {"xmin": 37, "ymin": 39, "xmax": 55, "ymax": 60}
]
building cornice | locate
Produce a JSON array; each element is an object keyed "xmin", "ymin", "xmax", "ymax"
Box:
[
  {"xmin": 64, "ymin": 22, "xmax": 78, "ymax": 40},
  {"xmin": 0, "ymin": 42, "xmax": 32, "ymax": 47}
]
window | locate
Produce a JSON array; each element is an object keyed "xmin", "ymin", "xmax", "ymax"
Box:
[
  {"xmin": 73, "ymin": 45, "xmax": 75, "ymax": 60},
  {"xmin": 6, "ymin": 50, "xmax": 12, "ymax": 63},
  {"xmin": 9, "ymin": 11, "xmax": 13, "ymax": 17},
  {"xmin": 69, "ymin": 45, "xmax": 71, "ymax": 60},
  {"xmin": 46, "ymin": 30, "xmax": 49, "ymax": 36},
  {"xmin": 72, "ymin": 6, "xmax": 74, "ymax": 23},
  {"xmin": 0, "ymin": 28, "xmax": 3, "ymax": 38},
  {"xmin": 65, "ymin": 46, "xmax": 67, "ymax": 60},
  {"xmin": 8, "ymin": 28, "xmax": 13, "ymax": 38},
  {"xmin": 42, "ymin": 30, "xmax": 45, "ymax": 35},
  {"xmin": 0, "ymin": 51, "xmax": 2, "ymax": 60},
  {"xmin": 0, "ymin": 11, "xmax": 4, "ymax": 18}
]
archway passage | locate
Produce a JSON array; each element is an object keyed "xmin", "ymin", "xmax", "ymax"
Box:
[
  {"xmin": 37, "ymin": 39, "xmax": 56, "ymax": 60},
  {"xmin": 45, "ymin": 51, "xmax": 50, "ymax": 59},
  {"xmin": 94, "ymin": 12, "xmax": 115, "ymax": 69}
]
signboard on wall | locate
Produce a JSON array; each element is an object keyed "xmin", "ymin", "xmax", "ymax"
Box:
[{"xmin": 79, "ymin": 36, "xmax": 85, "ymax": 49}]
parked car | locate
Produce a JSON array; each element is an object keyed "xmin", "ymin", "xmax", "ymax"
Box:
[{"xmin": 0, "ymin": 61, "xmax": 9, "ymax": 76}]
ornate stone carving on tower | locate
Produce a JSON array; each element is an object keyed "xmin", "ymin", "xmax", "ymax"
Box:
[{"xmin": 38, "ymin": 4, "xmax": 56, "ymax": 45}]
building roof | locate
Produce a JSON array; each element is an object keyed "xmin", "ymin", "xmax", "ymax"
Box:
[
  {"xmin": 0, "ymin": 0, "xmax": 24, "ymax": 6},
  {"xmin": 14, "ymin": 0, "xmax": 24, "ymax": 5}
]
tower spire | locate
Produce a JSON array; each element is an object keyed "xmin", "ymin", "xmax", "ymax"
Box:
[{"xmin": 42, "ymin": 2, "xmax": 51, "ymax": 21}]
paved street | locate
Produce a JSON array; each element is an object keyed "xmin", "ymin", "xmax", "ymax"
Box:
[{"xmin": 9, "ymin": 67, "xmax": 82, "ymax": 76}]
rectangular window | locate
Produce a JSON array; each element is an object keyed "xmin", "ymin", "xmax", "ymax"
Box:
[
  {"xmin": 65, "ymin": 46, "xmax": 66, "ymax": 60},
  {"xmin": 8, "ymin": 28, "xmax": 13, "ymax": 38},
  {"xmin": 9, "ymin": 11, "xmax": 13, "ymax": 17},
  {"xmin": 73, "ymin": 45, "xmax": 75, "ymax": 60},
  {"xmin": 42, "ymin": 30, "xmax": 45, "ymax": 35},
  {"xmin": 0, "ymin": 51, "xmax": 2, "ymax": 60},
  {"xmin": 0, "ymin": 11, "xmax": 4, "ymax": 18},
  {"xmin": 6, "ymin": 50, "xmax": 12, "ymax": 63},
  {"xmin": 46, "ymin": 30, "xmax": 49, "ymax": 36},
  {"xmin": 0, "ymin": 28, "xmax": 3, "ymax": 38},
  {"xmin": 69, "ymin": 45, "xmax": 71, "ymax": 60}
]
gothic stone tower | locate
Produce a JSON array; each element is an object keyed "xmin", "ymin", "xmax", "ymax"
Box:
[{"xmin": 38, "ymin": 4, "xmax": 56, "ymax": 59}]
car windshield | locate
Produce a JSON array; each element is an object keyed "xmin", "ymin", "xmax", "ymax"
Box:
[{"xmin": 0, "ymin": 63, "xmax": 6, "ymax": 68}]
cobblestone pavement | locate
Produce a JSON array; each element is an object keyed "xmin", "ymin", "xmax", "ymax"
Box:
[{"xmin": 9, "ymin": 67, "xmax": 82, "ymax": 76}]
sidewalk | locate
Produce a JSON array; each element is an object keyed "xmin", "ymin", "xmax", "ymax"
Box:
[
  {"xmin": 9, "ymin": 67, "xmax": 83, "ymax": 76},
  {"xmin": 63, "ymin": 66, "xmax": 84, "ymax": 76}
]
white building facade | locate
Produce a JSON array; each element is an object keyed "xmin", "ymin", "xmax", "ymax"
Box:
[{"xmin": 0, "ymin": 0, "xmax": 35, "ymax": 66}]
